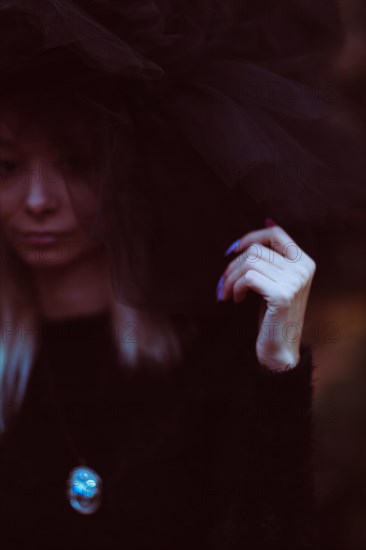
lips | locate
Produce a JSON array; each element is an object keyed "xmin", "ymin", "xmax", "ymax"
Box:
[{"xmin": 17, "ymin": 231, "xmax": 73, "ymax": 245}]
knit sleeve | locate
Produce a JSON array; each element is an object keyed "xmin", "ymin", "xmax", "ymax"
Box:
[{"xmin": 205, "ymin": 341, "xmax": 320, "ymax": 549}]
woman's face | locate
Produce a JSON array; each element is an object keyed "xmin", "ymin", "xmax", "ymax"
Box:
[{"xmin": 0, "ymin": 109, "xmax": 103, "ymax": 269}]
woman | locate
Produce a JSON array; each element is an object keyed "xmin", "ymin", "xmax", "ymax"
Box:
[
  {"xmin": 0, "ymin": 1, "xmax": 362, "ymax": 549},
  {"xmin": 0, "ymin": 97, "xmax": 317, "ymax": 550}
]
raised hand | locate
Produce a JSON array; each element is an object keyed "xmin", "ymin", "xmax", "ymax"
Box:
[{"xmin": 216, "ymin": 221, "xmax": 316, "ymax": 372}]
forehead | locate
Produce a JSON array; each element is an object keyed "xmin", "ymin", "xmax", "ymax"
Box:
[
  {"xmin": 0, "ymin": 110, "xmax": 46, "ymax": 146},
  {"xmin": 0, "ymin": 115, "xmax": 61, "ymax": 160},
  {"xmin": 0, "ymin": 106, "xmax": 95, "ymax": 154}
]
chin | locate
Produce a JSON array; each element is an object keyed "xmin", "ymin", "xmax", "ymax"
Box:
[{"xmin": 12, "ymin": 241, "xmax": 95, "ymax": 269}]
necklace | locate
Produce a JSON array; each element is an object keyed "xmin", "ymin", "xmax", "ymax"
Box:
[
  {"xmin": 41, "ymin": 360, "xmax": 103, "ymax": 515},
  {"xmin": 67, "ymin": 464, "xmax": 102, "ymax": 516}
]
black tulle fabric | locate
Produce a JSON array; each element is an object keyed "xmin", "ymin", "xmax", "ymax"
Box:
[{"xmin": 1, "ymin": 1, "xmax": 364, "ymax": 312}]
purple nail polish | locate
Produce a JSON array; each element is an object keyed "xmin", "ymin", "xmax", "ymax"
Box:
[
  {"xmin": 216, "ymin": 275, "xmax": 224, "ymax": 299},
  {"xmin": 216, "ymin": 275, "xmax": 223, "ymax": 288},
  {"xmin": 265, "ymin": 217, "xmax": 276, "ymax": 227},
  {"xmin": 224, "ymin": 239, "xmax": 241, "ymax": 256}
]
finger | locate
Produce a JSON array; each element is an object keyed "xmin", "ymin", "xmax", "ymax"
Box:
[
  {"xmin": 223, "ymin": 243, "xmax": 296, "ymax": 282},
  {"xmin": 220, "ymin": 256, "xmax": 284, "ymax": 301},
  {"xmin": 224, "ymin": 226, "xmax": 301, "ymax": 260},
  {"xmin": 232, "ymin": 269, "xmax": 290, "ymax": 307}
]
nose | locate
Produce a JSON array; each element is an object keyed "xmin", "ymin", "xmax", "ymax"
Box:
[{"xmin": 25, "ymin": 161, "xmax": 59, "ymax": 216}]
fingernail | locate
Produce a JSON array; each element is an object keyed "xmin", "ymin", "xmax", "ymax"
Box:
[
  {"xmin": 216, "ymin": 275, "xmax": 225, "ymax": 301},
  {"xmin": 265, "ymin": 217, "xmax": 277, "ymax": 227},
  {"xmin": 224, "ymin": 239, "xmax": 241, "ymax": 257}
]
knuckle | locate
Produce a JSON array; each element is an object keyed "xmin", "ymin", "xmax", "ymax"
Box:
[
  {"xmin": 272, "ymin": 226, "xmax": 288, "ymax": 240},
  {"xmin": 245, "ymin": 242, "xmax": 263, "ymax": 260},
  {"xmin": 301, "ymin": 258, "xmax": 316, "ymax": 280},
  {"xmin": 282, "ymin": 242, "xmax": 302, "ymax": 262},
  {"xmin": 244, "ymin": 269, "xmax": 256, "ymax": 283},
  {"xmin": 308, "ymin": 258, "xmax": 317, "ymax": 275},
  {"xmin": 294, "ymin": 264, "xmax": 310, "ymax": 285}
]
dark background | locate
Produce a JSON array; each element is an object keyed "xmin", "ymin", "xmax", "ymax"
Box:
[{"xmin": 305, "ymin": 2, "xmax": 365, "ymax": 549}]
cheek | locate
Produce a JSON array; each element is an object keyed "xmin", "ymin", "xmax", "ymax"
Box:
[
  {"xmin": 67, "ymin": 186, "xmax": 103, "ymax": 235},
  {"xmin": 0, "ymin": 179, "xmax": 27, "ymax": 220},
  {"xmin": 0, "ymin": 189, "xmax": 23, "ymax": 259},
  {"xmin": 0, "ymin": 189, "xmax": 17, "ymax": 230}
]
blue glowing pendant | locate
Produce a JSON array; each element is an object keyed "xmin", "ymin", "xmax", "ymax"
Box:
[{"xmin": 67, "ymin": 466, "xmax": 102, "ymax": 515}]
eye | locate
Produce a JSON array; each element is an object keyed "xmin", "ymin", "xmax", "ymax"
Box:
[
  {"xmin": 0, "ymin": 159, "xmax": 19, "ymax": 180},
  {"xmin": 59, "ymin": 157, "xmax": 85, "ymax": 174}
]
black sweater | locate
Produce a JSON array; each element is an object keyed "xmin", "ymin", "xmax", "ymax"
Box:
[{"xmin": 0, "ymin": 297, "xmax": 319, "ymax": 549}]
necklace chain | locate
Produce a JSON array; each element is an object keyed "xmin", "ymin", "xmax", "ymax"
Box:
[{"xmin": 40, "ymin": 359, "xmax": 103, "ymax": 514}]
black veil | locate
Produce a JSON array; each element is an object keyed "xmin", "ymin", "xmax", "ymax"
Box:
[{"xmin": 1, "ymin": 0, "xmax": 364, "ymax": 313}]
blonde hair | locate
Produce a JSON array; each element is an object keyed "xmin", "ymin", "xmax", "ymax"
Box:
[
  {"xmin": 0, "ymin": 243, "xmax": 198, "ymax": 437},
  {"xmin": 0, "ymin": 96, "xmax": 200, "ymax": 436}
]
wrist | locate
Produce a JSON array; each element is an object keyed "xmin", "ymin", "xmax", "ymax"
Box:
[{"xmin": 258, "ymin": 347, "xmax": 301, "ymax": 373}]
